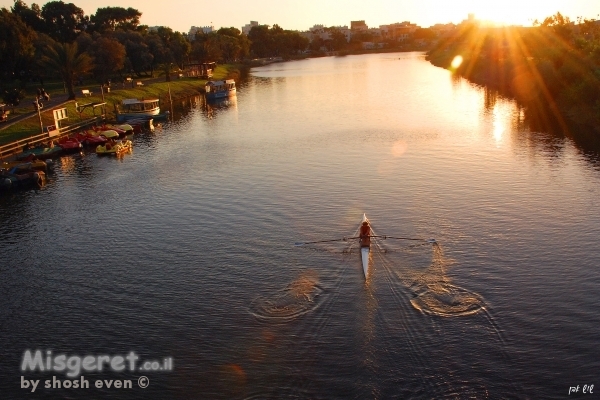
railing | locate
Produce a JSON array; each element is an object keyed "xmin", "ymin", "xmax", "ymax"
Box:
[{"xmin": 0, "ymin": 116, "xmax": 102, "ymax": 160}]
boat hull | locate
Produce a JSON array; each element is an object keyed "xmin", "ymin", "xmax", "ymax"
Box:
[
  {"xmin": 206, "ymin": 89, "xmax": 236, "ymax": 101},
  {"xmin": 361, "ymin": 247, "xmax": 370, "ymax": 278},
  {"xmin": 360, "ymin": 213, "xmax": 371, "ymax": 279},
  {"xmin": 96, "ymin": 140, "xmax": 133, "ymax": 156},
  {"xmin": 116, "ymin": 112, "xmax": 169, "ymax": 123}
]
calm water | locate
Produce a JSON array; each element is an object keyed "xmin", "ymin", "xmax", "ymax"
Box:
[{"xmin": 1, "ymin": 53, "xmax": 599, "ymax": 399}]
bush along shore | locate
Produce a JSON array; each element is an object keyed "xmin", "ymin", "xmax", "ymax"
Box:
[
  {"xmin": 426, "ymin": 15, "xmax": 600, "ymax": 140},
  {"xmin": 0, "ymin": 64, "xmax": 242, "ymax": 146}
]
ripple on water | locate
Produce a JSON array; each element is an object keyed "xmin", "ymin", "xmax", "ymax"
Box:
[
  {"xmin": 249, "ymin": 270, "xmax": 324, "ymax": 323},
  {"xmin": 381, "ymin": 242, "xmax": 486, "ymax": 317},
  {"xmin": 409, "ymin": 283, "xmax": 484, "ymax": 317}
]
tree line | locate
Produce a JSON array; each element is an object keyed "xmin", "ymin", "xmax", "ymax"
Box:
[
  {"xmin": 0, "ymin": 0, "xmax": 309, "ymax": 100},
  {"xmin": 426, "ymin": 13, "xmax": 600, "ymax": 132}
]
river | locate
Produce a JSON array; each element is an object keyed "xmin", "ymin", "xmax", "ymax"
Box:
[{"xmin": 1, "ymin": 52, "xmax": 599, "ymax": 399}]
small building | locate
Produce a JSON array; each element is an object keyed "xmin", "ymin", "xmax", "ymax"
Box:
[
  {"xmin": 380, "ymin": 22, "xmax": 419, "ymax": 41},
  {"xmin": 188, "ymin": 26, "xmax": 215, "ymax": 41},
  {"xmin": 185, "ymin": 62, "xmax": 216, "ymax": 78},
  {"xmin": 242, "ymin": 21, "xmax": 259, "ymax": 35},
  {"xmin": 351, "ymin": 20, "xmax": 368, "ymax": 31}
]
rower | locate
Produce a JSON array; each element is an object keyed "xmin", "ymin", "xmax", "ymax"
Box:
[{"xmin": 359, "ymin": 221, "xmax": 371, "ymax": 247}]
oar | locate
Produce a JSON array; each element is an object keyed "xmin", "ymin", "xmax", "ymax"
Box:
[
  {"xmin": 375, "ymin": 235, "xmax": 436, "ymax": 243},
  {"xmin": 294, "ymin": 237, "xmax": 359, "ymax": 246}
]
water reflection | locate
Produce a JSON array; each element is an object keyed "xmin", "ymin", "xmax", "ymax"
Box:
[
  {"xmin": 203, "ymin": 96, "xmax": 238, "ymax": 120},
  {"xmin": 454, "ymin": 68, "xmax": 600, "ymax": 165}
]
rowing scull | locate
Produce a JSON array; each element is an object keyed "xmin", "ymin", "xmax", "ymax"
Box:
[{"xmin": 360, "ymin": 213, "xmax": 371, "ymax": 278}]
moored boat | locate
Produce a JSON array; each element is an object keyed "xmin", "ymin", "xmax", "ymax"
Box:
[
  {"xmin": 112, "ymin": 124, "xmax": 135, "ymax": 135},
  {"xmin": 17, "ymin": 145, "xmax": 62, "ymax": 161},
  {"xmin": 0, "ymin": 164, "xmax": 46, "ymax": 190},
  {"xmin": 88, "ymin": 128, "xmax": 120, "ymax": 140},
  {"xmin": 126, "ymin": 119, "xmax": 153, "ymax": 132},
  {"xmin": 1, "ymin": 158, "xmax": 52, "ymax": 172},
  {"xmin": 74, "ymin": 132, "xmax": 107, "ymax": 146},
  {"xmin": 115, "ymin": 99, "xmax": 169, "ymax": 122},
  {"xmin": 205, "ymin": 79, "xmax": 236, "ymax": 101},
  {"xmin": 57, "ymin": 137, "xmax": 83, "ymax": 153},
  {"xmin": 96, "ymin": 139, "xmax": 133, "ymax": 156}
]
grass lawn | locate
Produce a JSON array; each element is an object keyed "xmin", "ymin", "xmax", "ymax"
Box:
[{"xmin": 0, "ymin": 65, "xmax": 239, "ymax": 145}]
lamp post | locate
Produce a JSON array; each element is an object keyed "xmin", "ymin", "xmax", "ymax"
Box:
[{"xmin": 34, "ymin": 98, "xmax": 44, "ymax": 135}]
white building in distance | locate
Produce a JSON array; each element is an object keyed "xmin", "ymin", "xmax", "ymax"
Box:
[
  {"xmin": 242, "ymin": 21, "xmax": 259, "ymax": 35},
  {"xmin": 188, "ymin": 26, "xmax": 214, "ymax": 40},
  {"xmin": 301, "ymin": 24, "xmax": 351, "ymax": 42}
]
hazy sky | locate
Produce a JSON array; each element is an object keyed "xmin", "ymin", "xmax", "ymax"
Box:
[{"xmin": 2, "ymin": 0, "xmax": 599, "ymax": 33}]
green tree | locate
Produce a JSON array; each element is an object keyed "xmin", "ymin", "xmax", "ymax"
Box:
[
  {"xmin": 113, "ymin": 30, "xmax": 153, "ymax": 76},
  {"xmin": 248, "ymin": 24, "xmax": 308, "ymax": 58},
  {"xmin": 39, "ymin": 41, "xmax": 93, "ymax": 99},
  {"xmin": 90, "ymin": 7, "xmax": 141, "ymax": 32},
  {"xmin": 31, "ymin": 32, "xmax": 56, "ymax": 82},
  {"xmin": 145, "ymin": 32, "xmax": 172, "ymax": 77},
  {"xmin": 89, "ymin": 35, "xmax": 126, "ymax": 82},
  {"xmin": 40, "ymin": 1, "xmax": 87, "ymax": 42},
  {"xmin": 218, "ymin": 27, "xmax": 250, "ymax": 60},
  {"xmin": 309, "ymin": 36, "xmax": 325, "ymax": 52},
  {"xmin": 168, "ymin": 31, "xmax": 191, "ymax": 69},
  {"xmin": 191, "ymin": 32, "xmax": 223, "ymax": 62},
  {"xmin": 248, "ymin": 25, "xmax": 272, "ymax": 57},
  {"xmin": 11, "ymin": 0, "xmax": 44, "ymax": 31},
  {"xmin": 329, "ymin": 28, "xmax": 347, "ymax": 51},
  {"xmin": 0, "ymin": 8, "xmax": 37, "ymax": 81}
]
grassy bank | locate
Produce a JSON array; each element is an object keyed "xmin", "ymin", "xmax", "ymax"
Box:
[{"xmin": 0, "ymin": 64, "xmax": 241, "ymax": 145}]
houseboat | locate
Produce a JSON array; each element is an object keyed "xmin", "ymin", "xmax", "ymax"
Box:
[
  {"xmin": 204, "ymin": 80, "xmax": 236, "ymax": 101},
  {"xmin": 116, "ymin": 99, "xmax": 169, "ymax": 122}
]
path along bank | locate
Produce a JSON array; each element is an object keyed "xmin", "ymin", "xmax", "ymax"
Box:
[{"xmin": 0, "ymin": 64, "xmax": 243, "ymax": 148}]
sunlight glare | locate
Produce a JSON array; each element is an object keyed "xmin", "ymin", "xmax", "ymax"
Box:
[
  {"xmin": 492, "ymin": 104, "xmax": 509, "ymax": 143},
  {"xmin": 391, "ymin": 140, "xmax": 408, "ymax": 157},
  {"xmin": 451, "ymin": 55, "xmax": 463, "ymax": 69}
]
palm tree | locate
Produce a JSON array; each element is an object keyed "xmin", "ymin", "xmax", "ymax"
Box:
[{"xmin": 40, "ymin": 42, "xmax": 93, "ymax": 100}]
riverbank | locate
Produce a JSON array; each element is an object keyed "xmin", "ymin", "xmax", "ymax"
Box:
[
  {"xmin": 425, "ymin": 24, "xmax": 600, "ymax": 140},
  {"xmin": 427, "ymin": 51, "xmax": 600, "ymax": 144},
  {"xmin": 0, "ymin": 64, "xmax": 242, "ymax": 146}
]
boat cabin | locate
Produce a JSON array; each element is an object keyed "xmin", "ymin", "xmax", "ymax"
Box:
[
  {"xmin": 204, "ymin": 80, "xmax": 236, "ymax": 101},
  {"xmin": 205, "ymin": 80, "xmax": 235, "ymax": 93},
  {"xmin": 121, "ymin": 99, "xmax": 160, "ymax": 114}
]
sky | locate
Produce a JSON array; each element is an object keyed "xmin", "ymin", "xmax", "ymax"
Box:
[{"xmin": 2, "ymin": 0, "xmax": 599, "ymax": 34}]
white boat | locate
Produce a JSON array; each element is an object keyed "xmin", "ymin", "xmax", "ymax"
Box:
[
  {"xmin": 205, "ymin": 79, "xmax": 236, "ymax": 101},
  {"xmin": 116, "ymin": 99, "xmax": 169, "ymax": 122},
  {"xmin": 360, "ymin": 213, "xmax": 370, "ymax": 278}
]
